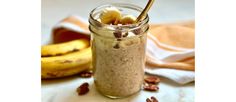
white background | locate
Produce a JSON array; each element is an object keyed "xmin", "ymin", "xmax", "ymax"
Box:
[
  {"xmin": 0, "ymin": 0, "xmax": 236, "ymax": 102},
  {"xmin": 42, "ymin": 0, "xmax": 194, "ymax": 45},
  {"xmin": 42, "ymin": 0, "xmax": 194, "ymax": 27}
]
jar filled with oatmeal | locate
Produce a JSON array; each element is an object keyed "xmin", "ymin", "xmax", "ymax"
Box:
[{"xmin": 89, "ymin": 3, "xmax": 149, "ymax": 98}]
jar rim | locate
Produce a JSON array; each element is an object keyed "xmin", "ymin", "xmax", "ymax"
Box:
[{"xmin": 89, "ymin": 25, "xmax": 149, "ymax": 40}]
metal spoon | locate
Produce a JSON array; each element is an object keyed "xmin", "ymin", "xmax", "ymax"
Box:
[{"xmin": 135, "ymin": 0, "xmax": 155, "ymax": 23}]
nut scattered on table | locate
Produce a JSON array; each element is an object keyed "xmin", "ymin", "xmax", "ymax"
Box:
[
  {"xmin": 143, "ymin": 83, "xmax": 159, "ymax": 91},
  {"xmin": 146, "ymin": 96, "xmax": 158, "ymax": 102},
  {"xmin": 77, "ymin": 82, "xmax": 89, "ymax": 95},
  {"xmin": 78, "ymin": 71, "xmax": 93, "ymax": 78},
  {"xmin": 146, "ymin": 98, "xmax": 152, "ymax": 102},
  {"xmin": 144, "ymin": 76, "xmax": 161, "ymax": 84},
  {"xmin": 143, "ymin": 76, "xmax": 160, "ymax": 91}
]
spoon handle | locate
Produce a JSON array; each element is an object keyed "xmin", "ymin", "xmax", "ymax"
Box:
[{"xmin": 135, "ymin": 0, "xmax": 155, "ymax": 23}]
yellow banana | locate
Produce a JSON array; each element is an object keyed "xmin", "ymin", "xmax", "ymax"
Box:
[
  {"xmin": 41, "ymin": 39, "xmax": 89, "ymax": 57},
  {"xmin": 41, "ymin": 47, "xmax": 92, "ymax": 79},
  {"xmin": 99, "ymin": 7, "xmax": 121, "ymax": 24},
  {"xmin": 120, "ymin": 15, "xmax": 136, "ymax": 25},
  {"xmin": 42, "ymin": 62, "xmax": 92, "ymax": 79}
]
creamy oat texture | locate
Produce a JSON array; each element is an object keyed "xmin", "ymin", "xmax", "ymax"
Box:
[{"xmin": 92, "ymin": 31, "xmax": 147, "ymax": 97}]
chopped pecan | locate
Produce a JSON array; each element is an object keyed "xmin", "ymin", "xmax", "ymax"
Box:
[
  {"xmin": 113, "ymin": 30, "xmax": 122, "ymax": 38},
  {"xmin": 117, "ymin": 38, "xmax": 122, "ymax": 41},
  {"xmin": 113, "ymin": 43, "xmax": 120, "ymax": 49},
  {"xmin": 132, "ymin": 28, "xmax": 142, "ymax": 35},
  {"xmin": 122, "ymin": 32, "xmax": 129, "ymax": 37}
]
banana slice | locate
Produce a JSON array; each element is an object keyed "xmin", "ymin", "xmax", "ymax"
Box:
[
  {"xmin": 120, "ymin": 15, "xmax": 136, "ymax": 25},
  {"xmin": 41, "ymin": 39, "xmax": 89, "ymax": 57},
  {"xmin": 99, "ymin": 7, "xmax": 121, "ymax": 24}
]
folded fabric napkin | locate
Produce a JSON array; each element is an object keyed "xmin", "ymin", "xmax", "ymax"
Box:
[{"xmin": 52, "ymin": 15, "xmax": 195, "ymax": 84}]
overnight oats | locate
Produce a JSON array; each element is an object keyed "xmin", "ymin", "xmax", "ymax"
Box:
[{"xmin": 89, "ymin": 3, "xmax": 149, "ymax": 98}]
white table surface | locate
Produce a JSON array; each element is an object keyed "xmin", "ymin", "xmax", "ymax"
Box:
[{"xmin": 41, "ymin": 0, "xmax": 195, "ymax": 102}]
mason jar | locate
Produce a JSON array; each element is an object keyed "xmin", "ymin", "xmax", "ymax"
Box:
[{"xmin": 89, "ymin": 3, "xmax": 149, "ymax": 98}]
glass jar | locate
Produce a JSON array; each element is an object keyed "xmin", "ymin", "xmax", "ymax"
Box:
[{"xmin": 89, "ymin": 3, "xmax": 149, "ymax": 98}]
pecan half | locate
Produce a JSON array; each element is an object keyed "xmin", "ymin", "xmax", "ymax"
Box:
[
  {"xmin": 146, "ymin": 96, "xmax": 158, "ymax": 102},
  {"xmin": 77, "ymin": 82, "xmax": 89, "ymax": 95},
  {"xmin": 146, "ymin": 98, "xmax": 152, "ymax": 102},
  {"xmin": 143, "ymin": 83, "xmax": 159, "ymax": 91},
  {"xmin": 144, "ymin": 76, "xmax": 161, "ymax": 84},
  {"xmin": 151, "ymin": 96, "xmax": 158, "ymax": 102}
]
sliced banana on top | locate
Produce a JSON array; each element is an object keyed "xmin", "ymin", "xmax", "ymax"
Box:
[
  {"xmin": 120, "ymin": 15, "xmax": 136, "ymax": 25},
  {"xmin": 99, "ymin": 7, "xmax": 122, "ymax": 24},
  {"xmin": 99, "ymin": 7, "xmax": 137, "ymax": 25}
]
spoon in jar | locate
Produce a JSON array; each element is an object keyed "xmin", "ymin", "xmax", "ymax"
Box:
[{"xmin": 135, "ymin": 0, "xmax": 155, "ymax": 23}]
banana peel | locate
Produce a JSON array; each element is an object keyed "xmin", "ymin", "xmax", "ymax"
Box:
[
  {"xmin": 41, "ymin": 38, "xmax": 92, "ymax": 79},
  {"xmin": 41, "ymin": 47, "xmax": 92, "ymax": 79},
  {"xmin": 41, "ymin": 39, "xmax": 89, "ymax": 57},
  {"xmin": 42, "ymin": 61, "xmax": 92, "ymax": 79}
]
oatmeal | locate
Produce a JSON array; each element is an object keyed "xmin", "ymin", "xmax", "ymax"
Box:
[{"xmin": 89, "ymin": 4, "xmax": 149, "ymax": 98}]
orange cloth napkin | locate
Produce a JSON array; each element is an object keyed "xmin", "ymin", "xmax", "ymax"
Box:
[
  {"xmin": 147, "ymin": 22, "xmax": 195, "ymax": 71},
  {"xmin": 52, "ymin": 16, "xmax": 195, "ymax": 84}
]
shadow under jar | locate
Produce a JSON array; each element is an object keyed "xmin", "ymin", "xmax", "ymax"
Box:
[{"xmin": 89, "ymin": 3, "xmax": 149, "ymax": 99}]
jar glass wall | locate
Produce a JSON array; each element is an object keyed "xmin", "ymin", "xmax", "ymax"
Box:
[{"xmin": 89, "ymin": 3, "xmax": 149, "ymax": 98}]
